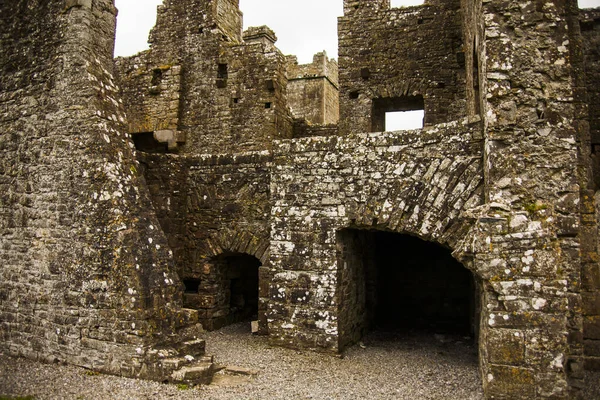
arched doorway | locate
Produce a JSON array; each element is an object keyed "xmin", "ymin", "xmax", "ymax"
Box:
[
  {"xmin": 337, "ymin": 229, "xmax": 479, "ymax": 350},
  {"xmin": 183, "ymin": 252, "xmax": 260, "ymax": 331}
]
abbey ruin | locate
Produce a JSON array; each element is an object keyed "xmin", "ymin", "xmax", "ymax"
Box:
[{"xmin": 2, "ymin": 0, "xmax": 600, "ymax": 397}]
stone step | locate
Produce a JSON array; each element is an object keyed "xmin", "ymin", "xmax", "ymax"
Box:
[
  {"xmin": 178, "ymin": 338, "xmax": 206, "ymax": 357},
  {"xmin": 222, "ymin": 365, "xmax": 259, "ymax": 376},
  {"xmin": 170, "ymin": 361, "xmax": 216, "ymax": 385}
]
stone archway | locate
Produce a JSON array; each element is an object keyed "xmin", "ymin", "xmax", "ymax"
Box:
[
  {"xmin": 336, "ymin": 228, "xmax": 480, "ymax": 351},
  {"xmin": 185, "ymin": 252, "xmax": 262, "ymax": 331}
]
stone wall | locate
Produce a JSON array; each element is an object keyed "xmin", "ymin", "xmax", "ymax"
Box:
[
  {"xmin": 579, "ymin": 8, "xmax": 600, "ymax": 369},
  {"xmin": 0, "ymin": 0, "xmax": 209, "ymax": 383},
  {"xmin": 338, "ymin": 0, "xmax": 466, "ymax": 134},
  {"xmin": 473, "ymin": 0, "xmax": 585, "ymax": 396},
  {"xmin": 268, "ymin": 120, "xmax": 484, "ymax": 351},
  {"xmin": 141, "ymin": 151, "xmax": 271, "ymax": 332}
]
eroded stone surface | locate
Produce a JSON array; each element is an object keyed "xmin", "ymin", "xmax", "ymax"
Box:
[{"xmin": 2, "ymin": 0, "xmax": 600, "ymax": 399}]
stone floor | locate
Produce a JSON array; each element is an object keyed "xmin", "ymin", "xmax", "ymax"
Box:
[{"xmin": 0, "ymin": 323, "xmax": 598, "ymax": 399}]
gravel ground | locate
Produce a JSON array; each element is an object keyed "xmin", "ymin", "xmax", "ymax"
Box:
[{"xmin": 0, "ymin": 323, "xmax": 598, "ymax": 399}]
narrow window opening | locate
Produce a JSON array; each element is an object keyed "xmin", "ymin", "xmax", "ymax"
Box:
[
  {"xmin": 349, "ymin": 91, "xmax": 359, "ymax": 99},
  {"xmin": 151, "ymin": 69, "xmax": 163, "ymax": 86},
  {"xmin": 360, "ymin": 68, "xmax": 371, "ymax": 80},
  {"xmin": 372, "ymin": 95, "xmax": 425, "ymax": 132},
  {"xmin": 233, "ymin": 97, "xmax": 239, "ymax": 104},
  {"xmin": 217, "ymin": 63, "xmax": 228, "ymax": 79},
  {"xmin": 265, "ymin": 102, "xmax": 272, "ymax": 109},
  {"xmin": 472, "ymin": 41, "xmax": 480, "ymax": 115}
]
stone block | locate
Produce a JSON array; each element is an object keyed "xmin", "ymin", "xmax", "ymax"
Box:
[
  {"xmin": 154, "ymin": 130, "xmax": 174, "ymax": 143},
  {"xmin": 582, "ymin": 292, "xmax": 600, "ymax": 316},
  {"xmin": 584, "ymin": 316, "xmax": 600, "ymax": 340},
  {"xmin": 171, "ymin": 363, "xmax": 215, "ymax": 384},
  {"xmin": 486, "ymin": 365, "xmax": 535, "ymax": 399},
  {"xmin": 178, "ymin": 339, "xmax": 205, "ymax": 357},
  {"xmin": 488, "ymin": 329, "xmax": 526, "ymax": 365}
]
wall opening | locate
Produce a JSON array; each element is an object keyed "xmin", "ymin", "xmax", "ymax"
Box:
[
  {"xmin": 183, "ymin": 278, "xmax": 201, "ymax": 294},
  {"xmin": 132, "ymin": 132, "xmax": 168, "ymax": 153},
  {"xmin": 385, "ymin": 110, "xmax": 425, "ymax": 131},
  {"xmin": 337, "ymin": 229, "xmax": 479, "ymax": 351},
  {"xmin": 185, "ymin": 253, "xmax": 260, "ymax": 331},
  {"xmin": 372, "ymin": 95, "xmax": 424, "ymax": 132}
]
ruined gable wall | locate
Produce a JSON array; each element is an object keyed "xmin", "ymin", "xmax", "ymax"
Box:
[
  {"xmin": 338, "ymin": 0, "xmax": 466, "ymax": 135},
  {"xmin": 117, "ymin": 3, "xmax": 293, "ymax": 155},
  {"xmin": 0, "ymin": 0, "xmax": 196, "ymax": 380},
  {"xmin": 115, "ymin": 53, "xmax": 182, "ymax": 135}
]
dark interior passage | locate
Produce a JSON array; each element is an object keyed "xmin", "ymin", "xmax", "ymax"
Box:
[
  {"xmin": 337, "ymin": 229, "xmax": 477, "ymax": 350},
  {"xmin": 226, "ymin": 254, "xmax": 260, "ymax": 322},
  {"xmin": 373, "ymin": 232, "xmax": 474, "ymax": 332},
  {"xmin": 184, "ymin": 253, "xmax": 260, "ymax": 330},
  {"xmin": 214, "ymin": 253, "xmax": 260, "ymax": 327}
]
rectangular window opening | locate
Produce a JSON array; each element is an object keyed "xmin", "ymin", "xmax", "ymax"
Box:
[
  {"xmin": 372, "ymin": 95, "xmax": 424, "ymax": 132},
  {"xmin": 217, "ymin": 63, "xmax": 228, "ymax": 79},
  {"xmin": 265, "ymin": 102, "xmax": 272, "ymax": 109},
  {"xmin": 385, "ymin": 110, "xmax": 424, "ymax": 131}
]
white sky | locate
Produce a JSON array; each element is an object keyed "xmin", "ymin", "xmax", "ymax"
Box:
[{"xmin": 114, "ymin": 0, "xmax": 600, "ymax": 131}]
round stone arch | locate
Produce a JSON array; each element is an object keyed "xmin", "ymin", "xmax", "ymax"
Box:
[
  {"xmin": 335, "ymin": 222, "xmax": 482, "ymax": 345},
  {"xmin": 336, "ymin": 177, "xmax": 485, "ymax": 346},
  {"xmin": 183, "ymin": 229, "xmax": 271, "ymax": 333}
]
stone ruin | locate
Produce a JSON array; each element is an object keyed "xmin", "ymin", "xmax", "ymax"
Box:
[{"xmin": 1, "ymin": 0, "xmax": 600, "ymax": 397}]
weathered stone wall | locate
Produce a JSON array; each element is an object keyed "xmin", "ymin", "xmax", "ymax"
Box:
[
  {"xmin": 469, "ymin": 0, "xmax": 586, "ymax": 396},
  {"xmin": 118, "ymin": 16, "xmax": 294, "ymax": 154},
  {"xmin": 578, "ymin": 8, "xmax": 600, "ymax": 370},
  {"xmin": 114, "ymin": 55, "xmax": 182, "ymax": 135},
  {"xmin": 286, "ymin": 52, "xmax": 339, "ymax": 125},
  {"xmin": 0, "ymin": 0, "xmax": 207, "ymax": 383},
  {"xmin": 268, "ymin": 120, "xmax": 484, "ymax": 351},
  {"xmin": 141, "ymin": 151, "xmax": 271, "ymax": 332},
  {"xmin": 338, "ymin": 0, "xmax": 466, "ymax": 134}
]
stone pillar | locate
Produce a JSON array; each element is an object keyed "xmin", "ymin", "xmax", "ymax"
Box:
[{"xmin": 475, "ymin": 0, "xmax": 583, "ymax": 397}]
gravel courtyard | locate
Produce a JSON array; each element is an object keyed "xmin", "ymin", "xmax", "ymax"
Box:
[{"xmin": 0, "ymin": 323, "xmax": 598, "ymax": 399}]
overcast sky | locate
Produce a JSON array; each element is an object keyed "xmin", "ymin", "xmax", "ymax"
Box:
[
  {"xmin": 114, "ymin": 0, "xmax": 600, "ymax": 62},
  {"xmin": 113, "ymin": 0, "xmax": 600, "ymax": 130}
]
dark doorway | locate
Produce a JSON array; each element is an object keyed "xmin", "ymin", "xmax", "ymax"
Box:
[
  {"xmin": 337, "ymin": 229, "xmax": 478, "ymax": 350},
  {"xmin": 198, "ymin": 253, "xmax": 260, "ymax": 330}
]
